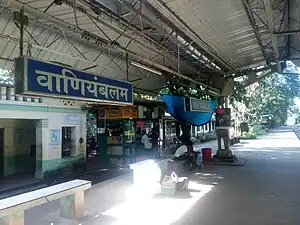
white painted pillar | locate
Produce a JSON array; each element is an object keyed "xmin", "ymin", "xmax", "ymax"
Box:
[
  {"xmin": 0, "ymin": 86, "xmax": 7, "ymax": 100},
  {"xmin": 15, "ymin": 95, "xmax": 23, "ymax": 101},
  {"xmin": 6, "ymin": 87, "xmax": 15, "ymax": 101},
  {"xmin": 35, "ymin": 119, "xmax": 49, "ymax": 180}
]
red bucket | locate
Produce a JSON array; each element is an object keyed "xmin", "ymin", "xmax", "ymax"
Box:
[{"xmin": 202, "ymin": 148, "xmax": 212, "ymax": 161}]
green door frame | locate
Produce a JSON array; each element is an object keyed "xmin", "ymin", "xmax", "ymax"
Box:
[{"xmin": 0, "ymin": 128, "xmax": 4, "ymax": 179}]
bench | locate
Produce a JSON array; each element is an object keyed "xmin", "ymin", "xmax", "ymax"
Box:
[
  {"xmin": 0, "ymin": 179, "xmax": 91, "ymax": 225},
  {"xmin": 129, "ymin": 159, "xmax": 168, "ymax": 186}
]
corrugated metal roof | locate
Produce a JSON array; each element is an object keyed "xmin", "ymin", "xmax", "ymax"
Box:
[
  {"xmin": 0, "ymin": 0, "xmax": 225, "ymax": 93},
  {"xmin": 148, "ymin": 0, "xmax": 266, "ymax": 70},
  {"xmin": 0, "ymin": 0, "xmax": 177, "ymax": 92},
  {"xmin": 0, "ymin": 0, "xmax": 294, "ymax": 93}
]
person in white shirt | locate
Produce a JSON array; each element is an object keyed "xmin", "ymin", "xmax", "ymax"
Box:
[
  {"xmin": 174, "ymin": 144, "xmax": 188, "ymax": 158},
  {"xmin": 173, "ymin": 144, "xmax": 196, "ymax": 169},
  {"xmin": 141, "ymin": 131, "xmax": 152, "ymax": 150},
  {"xmin": 230, "ymin": 126, "xmax": 235, "ymax": 139}
]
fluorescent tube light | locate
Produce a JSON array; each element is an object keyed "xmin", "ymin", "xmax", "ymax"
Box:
[{"xmin": 131, "ymin": 61, "xmax": 162, "ymax": 76}]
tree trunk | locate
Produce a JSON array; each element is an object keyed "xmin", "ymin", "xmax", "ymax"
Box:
[{"xmin": 175, "ymin": 122, "xmax": 181, "ymax": 138}]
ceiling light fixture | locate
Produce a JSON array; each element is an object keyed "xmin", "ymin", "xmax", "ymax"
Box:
[{"xmin": 131, "ymin": 61, "xmax": 162, "ymax": 76}]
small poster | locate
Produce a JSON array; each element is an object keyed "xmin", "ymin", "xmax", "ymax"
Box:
[
  {"xmin": 50, "ymin": 129, "xmax": 61, "ymax": 145},
  {"xmin": 98, "ymin": 109, "xmax": 106, "ymax": 119},
  {"xmin": 215, "ymin": 108, "xmax": 231, "ymax": 129},
  {"xmin": 106, "ymin": 107, "xmax": 122, "ymax": 119}
]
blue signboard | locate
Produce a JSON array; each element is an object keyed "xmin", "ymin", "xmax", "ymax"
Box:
[{"xmin": 14, "ymin": 57, "xmax": 133, "ymax": 104}]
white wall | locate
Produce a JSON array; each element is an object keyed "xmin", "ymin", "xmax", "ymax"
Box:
[{"xmin": 46, "ymin": 113, "xmax": 87, "ymax": 160}]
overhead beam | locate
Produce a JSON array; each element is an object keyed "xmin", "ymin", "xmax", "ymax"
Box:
[
  {"xmin": 274, "ymin": 29, "xmax": 300, "ymax": 36},
  {"xmin": 263, "ymin": 0, "xmax": 281, "ymax": 72},
  {"xmin": 0, "ymin": 0, "xmax": 220, "ymax": 94},
  {"xmin": 113, "ymin": 0, "xmax": 223, "ymax": 73},
  {"xmin": 82, "ymin": 0, "xmax": 221, "ymax": 74},
  {"xmin": 146, "ymin": 0, "xmax": 235, "ymax": 71},
  {"xmin": 241, "ymin": 0, "xmax": 271, "ymax": 65},
  {"xmin": 69, "ymin": 0, "xmax": 213, "ymax": 78},
  {"xmin": 287, "ymin": 0, "xmax": 290, "ymax": 58}
]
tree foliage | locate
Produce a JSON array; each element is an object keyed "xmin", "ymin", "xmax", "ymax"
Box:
[
  {"xmin": 232, "ymin": 68, "xmax": 300, "ymax": 125},
  {"xmin": 159, "ymin": 85, "xmax": 212, "ymax": 100}
]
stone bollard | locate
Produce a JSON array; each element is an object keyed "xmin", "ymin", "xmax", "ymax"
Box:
[{"xmin": 0, "ymin": 212, "xmax": 24, "ymax": 225}]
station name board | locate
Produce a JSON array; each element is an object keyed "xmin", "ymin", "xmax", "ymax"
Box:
[
  {"xmin": 14, "ymin": 57, "xmax": 133, "ymax": 104},
  {"xmin": 185, "ymin": 97, "xmax": 211, "ymax": 112}
]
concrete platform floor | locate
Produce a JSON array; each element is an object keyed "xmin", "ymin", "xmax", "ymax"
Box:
[
  {"xmin": 175, "ymin": 127, "xmax": 300, "ymax": 225},
  {"xmin": 22, "ymin": 127, "xmax": 300, "ymax": 225}
]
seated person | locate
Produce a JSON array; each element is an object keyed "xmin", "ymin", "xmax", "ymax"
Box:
[
  {"xmin": 141, "ymin": 130, "xmax": 152, "ymax": 151},
  {"xmin": 173, "ymin": 144, "xmax": 188, "ymax": 159},
  {"xmin": 173, "ymin": 144, "xmax": 196, "ymax": 169}
]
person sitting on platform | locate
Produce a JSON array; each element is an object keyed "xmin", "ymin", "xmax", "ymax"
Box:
[
  {"xmin": 173, "ymin": 144, "xmax": 196, "ymax": 169},
  {"xmin": 150, "ymin": 128, "xmax": 159, "ymax": 158}
]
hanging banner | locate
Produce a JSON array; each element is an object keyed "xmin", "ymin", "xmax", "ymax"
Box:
[
  {"xmin": 15, "ymin": 57, "xmax": 133, "ymax": 104},
  {"xmin": 161, "ymin": 94, "xmax": 216, "ymax": 126}
]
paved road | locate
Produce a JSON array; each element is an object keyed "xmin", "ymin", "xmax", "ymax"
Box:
[{"xmin": 23, "ymin": 127, "xmax": 300, "ymax": 225}]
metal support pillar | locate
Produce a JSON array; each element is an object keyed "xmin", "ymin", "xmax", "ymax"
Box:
[
  {"xmin": 19, "ymin": 8, "xmax": 24, "ymax": 56},
  {"xmin": 263, "ymin": 0, "xmax": 281, "ymax": 72},
  {"xmin": 126, "ymin": 52, "xmax": 129, "ymax": 81},
  {"xmin": 177, "ymin": 43, "xmax": 180, "ymax": 72},
  {"xmin": 216, "ymin": 97, "xmax": 233, "ymax": 160}
]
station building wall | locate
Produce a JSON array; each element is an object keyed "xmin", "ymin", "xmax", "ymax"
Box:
[
  {"xmin": 0, "ymin": 119, "xmax": 35, "ymax": 176},
  {"xmin": 35, "ymin": 111, "xmax": 86, "ymax": 179},
  {"xmin": 0, "ymin": 87, "xmax": 87, "ymax": 179}
]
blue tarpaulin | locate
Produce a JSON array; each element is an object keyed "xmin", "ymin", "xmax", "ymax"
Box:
[{"xmin": 161, "ymin": 94, "xmax": 216, "ymax": 126}]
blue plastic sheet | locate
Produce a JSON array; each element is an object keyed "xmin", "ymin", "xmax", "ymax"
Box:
[{"xmin": 161, "ymin": 94, "xmax": 216, "ymax": 126}]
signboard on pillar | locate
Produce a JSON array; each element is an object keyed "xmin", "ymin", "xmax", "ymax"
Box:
[
  {"xmin": 63, "ymin": 114, "xmax": 81, "ymax": 125},
  {"xmin": 215, "ymin": 108, "xmax": 231, "ymax": 129},
  {"xmin": 98, "ymin": 108, "xmax": 106, "ymax": 134},
  {"xmin": 14, "ymin": 56, "xmax": 133, "ymax": 104},
  {"xmin": 185, "ymin": 97, "xmax": 211, "ymax": 112}
]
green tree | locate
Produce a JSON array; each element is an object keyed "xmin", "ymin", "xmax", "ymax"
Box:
[
  {"xmin": 232, "ymin": 70, "xmax": 300, "ymax": 126},
  {"xmin": 159, "ymin": 85, "xmax": 211, "ymax": 100}
]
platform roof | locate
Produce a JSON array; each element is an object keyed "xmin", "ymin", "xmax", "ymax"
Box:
[{"xmin": 0, "ymin": 0, "xmax": 299, "ymax": 95}]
